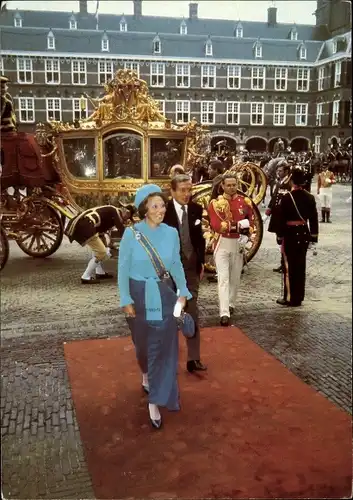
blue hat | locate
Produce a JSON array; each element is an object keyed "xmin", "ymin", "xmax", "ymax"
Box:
[{"xmin": 134, "ymin": 184, "xmax": 162, "ymax": 209}]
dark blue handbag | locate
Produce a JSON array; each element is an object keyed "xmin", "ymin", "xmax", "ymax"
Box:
[{"xmin": 177, "ymin": 311, "xmax": 195, "ymax": 339}]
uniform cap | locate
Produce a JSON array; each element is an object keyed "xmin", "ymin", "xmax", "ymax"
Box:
[
  {"xmin": 291, "ymin": 167, "xmax": 306, "ymax": 186},
  {"xmin": 0, "ymin": 76, "xmax": 10, "ymax": 84},
  {"xmin": 134, "ymin": 184, "xmax": 162, "ymax": 209}
]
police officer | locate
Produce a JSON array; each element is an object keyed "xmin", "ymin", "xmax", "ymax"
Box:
[{"xmin": 276, "ymin": 168, "xmax": 319, "ymax": 307}]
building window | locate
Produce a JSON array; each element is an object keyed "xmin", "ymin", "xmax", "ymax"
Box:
[
  {"xmin": 299, "ymin": 46, "xmax": 307, "ymax": 60},
  {"xmin": 45, "ymin": 59, "xmax": 60, "ymax": 84},
  {"xmin": 297, "ymin": 68, "xmax": 310, "ymax": 91},
  {"xmin": 150, "ymin": 63, "xmax": 165, "ymax": 87},
  {"xmin": 176, "ymin": 64, "xmax": 190, "ymax": 87},
  {"xmin": 0, "ymin": 59, "xmax": 3, "ymax": 75},
  {"xmin": 17, "ymin": 58, "xmax": 33, "ymax": 84},
  {"xmin": 273, "ymin": 103, "xmax": 286, "ymax": 126},
  {"xmin": 314, "ymin": 135, "xmax": 321, "ymax": 154},
  {"xmin": 155, "ymin": 100, "xmax": 165, "ymax": 114},
  {"xmin": 205, "ymin": 41, "xmax": 213, "ymax": 56},
  {"xmin": 71, "ymin": 60, "xmax": 87, "ymax": 85},
  {"xmin": 295, "ymin": 103, "xmax": 308, "ymax": 126},
  {"xmin": 69, "ymin": 18, "xmax": 77, "ymax": 29},
  {"xmin": 120, "ymin": 21, "xmax": 127, "ymax": 32},
  {"xmin": 290, "ymin": 29, "xmax": 298, "ymax": 41},
  {"xmin": 332, "ymin": 40, "xmax": 337, "ymax": 54},
  {"xmin": 251, "ymin": 102, "xmax": 264, "ymax": 125},
  {"xmin": 47, "ymin": 32, "xmax": 55, "ymax": 50},
  {"xmin": 227, "ymin": 66, "xmax": 241, "ymax": 89},
  {"xmin": 332, "ymin": 100, "xmax": 340, "ymax": 125},
  {"xmin": 180, "ymin": 22, "xmax": 187, "ymax": 35},
  {"xmin": 73, "ymin": 98, "xmax": 88, "ymax": 121},
  {"xmin": 98, "ymin": 61, "xmax": 114, "ymax": 84},
  {"xmin": 275, "ymin": 67, "xmax": 287, "ymax": 91},
  {"xmin": 201, "ymin": 65, "xmax": 216, "ymax": 88},
  {"xmin": 153, "ymin": 38, "xmax": 161, "ymax": 54},
  {"xmin": 101, "ymin": 37, "xmax": 109, "ymax": 52},
  {"xmin": 316, "ymin": 103, "xmax": 323, "ymax": 126},
  {"xmin": 318, "ymin": 67, "xmax": 325, "ymax": 91},
  {"xmin": 251, "ymin": 67, "xmax": 265, "ymax": 90},
  {"xmin": 200, "ymin": 101, "xmax": 215, "ymax": 124},
  {"xmin": 176, "ymin": 101, "xmax": 190, "ymax": 123},
  {"xmin": 18, "ymin": 98, "xmax": 35, "ymax": 123},
  {"xmin": 334, "ymin": 61, "xmax": 341, "ymax": 87},
  {"xmin": 227, "ymin": 102, "xmax": 240, "ymax": 125},
  {"xmin": 14, "ymin": 16, "xmax": 22, "ymax": 28},
  {"xmin": 254, "ymin": 44, "xmax": 262, "ymax": 59},
  {"xmin": 235, "ymin": 26, "xmax": 243, "ymax": 38},
  {"xmin": 124, "ymin": 62, "xmax": 139, "ymax": 77},
  {"xmin": 46, "ymin": 98, "xmax": 62, "ymax": 122}
]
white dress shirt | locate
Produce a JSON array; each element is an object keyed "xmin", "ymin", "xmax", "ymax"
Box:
[{"xmin": 173, "ymin": 199, "xmax": 188, "ymax": 225}]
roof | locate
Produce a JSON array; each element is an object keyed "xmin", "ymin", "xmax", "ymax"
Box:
[{"xmin": 317, "ymin": 31, "xmax": 352, "ymax": 61}]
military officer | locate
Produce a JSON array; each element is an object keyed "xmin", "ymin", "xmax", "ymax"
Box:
[
  {"xmin": 0, "ymin": 76, "xmax": 17, "ymax": 134},
  {"xmin": 276, "ymin": 168, "xmax": 319, "ymax": 307},
  {"xmin": 317, "ymin": 162, "xmax": 335, "ymax": 223},
  {"xmin": 65, "ymin": 205, "xmax": 132, "ymax": 284},
  {"xmin": 264, "ymin": 162, "xmax": 292, "ymax": 273},
  {"xmin": 208, "ymin": 172, "xmax": 255, "ymax": 326}
]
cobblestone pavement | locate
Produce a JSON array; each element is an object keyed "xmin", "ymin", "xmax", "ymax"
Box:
[{"xmin": 1, "ymin": 181, "xmax": 352, "ymax": 499}]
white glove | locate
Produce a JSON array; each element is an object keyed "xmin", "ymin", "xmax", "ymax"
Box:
[
  {"xmin": 105, "ymin": 247, "xmax": 112, "ymax": 258},
  {"xmin": 238, "ymin": 219, "xmax": 250, "ymax": 230},
  {"xmin": 262, "ymin": 214, "xmax": 269, "ymax": 223}
]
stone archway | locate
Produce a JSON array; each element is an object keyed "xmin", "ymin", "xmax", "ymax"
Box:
[
  {"xmin": 245, "ymin": 136, "xmax": 267, "ymax": 153},
  {"xmin": 210, "ymin": 134, "xmax": 237, "ymax": 154},
  {"xmin": 344, "ymin": 136, "xmax": 352, "ymax": 146},
  {"xmin": 290, "ymin": 136, "xmax": 310, "ymax": 153},
  {"xmin": 268, "ymin": 136, "xmax": 288, "ymax": 154}
]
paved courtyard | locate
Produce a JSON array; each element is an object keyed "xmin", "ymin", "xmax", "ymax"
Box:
[{"xmin": 1, "ymin": 181, "xmax": 352, "ymax": 499}]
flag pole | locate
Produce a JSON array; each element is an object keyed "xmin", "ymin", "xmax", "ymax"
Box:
[{"xmin": 95, "ymin": 0, "xmax": 100, "ymax": 30}]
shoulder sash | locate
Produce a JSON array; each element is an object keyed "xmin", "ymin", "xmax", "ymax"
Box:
[{"xmin": 130, "ymin": 226, "xmax": 170, "ymax": 280}]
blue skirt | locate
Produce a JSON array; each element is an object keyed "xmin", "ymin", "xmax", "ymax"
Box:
[{"xmin": 126, "ymin": 278, "xmax": 180, "ymax": 411}]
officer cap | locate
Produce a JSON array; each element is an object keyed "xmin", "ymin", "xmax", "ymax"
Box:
[{"xmin": 0, "ymin": 76, "xmax": 10, "ymax": 84}]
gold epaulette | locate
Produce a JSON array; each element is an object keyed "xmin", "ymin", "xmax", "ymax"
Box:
[
  {"xmin": 244, "ymin": 197, "xmax": 252, "ymax": 206},
  {"xmin": 213, "ymin": 195, "xmax": 229, "ymax": 212}
]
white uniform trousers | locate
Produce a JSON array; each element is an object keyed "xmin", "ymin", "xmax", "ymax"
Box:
[
  {"xmin": 214, "ymin": 236, "xmax": 243, "ymax": 317},
  {"xmin": 319, "ymin": 187, "xmax": 333, "ymax": 209}
]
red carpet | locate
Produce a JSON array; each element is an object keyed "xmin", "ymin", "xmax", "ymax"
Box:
[{"xmin": 64, "ymin": 327, "xmax": 352, "ymax": 499}]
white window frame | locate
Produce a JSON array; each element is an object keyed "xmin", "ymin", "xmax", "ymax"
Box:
[
  {"xmin": 227, "ymin": 66, "xmax": 241, "ymax": 89},
  {"xmin": 275, "ymin": 67, "xmax": 287, "ymax": 91},
  {"xmin": 175, "ymin": 64, "xmax": 190, "ymax": 88},
  {"xmin": 72, "ymin": 98, "xmax": 88, "ymax": 121},
  {"xmin": 205, "ymin": 41, "xmax": 213, "ymax": 56},
  {"xmin": 295, "ymin": 103, "xmax": 308, "ymax": 126},
  {"xmin": 18, "ymin": 97, "xmax": 35, "ymax": 123},
  {"xmin": 45, "ymin": 59, "xmax": 60, "ymax": 84},
  {"xmin": 332, "ymin": 100, "xmax": 340, "ymax": 126},
  {"xmin": 47, "ymin": 33, "xmax": 55, "ymax": 50},
  {"xmin": 318, "ymin": 67, "xmax": 325, "ymax": 91},
  {"xmin": 155, "ymin": 100, "xmax": 165, "ymax": 115},
  {"xmin": 235, "ymin": 27, "xmax": 243, "ymax": 38},
  {"xmin": 226, "ymin": 102, "xmax": 240, "ymax": 125},
  {"xmin": 46, "ymin": 98, "xmax": 62, "ymax": 122},
  {"xmin": 176, "ymin": 101, "xmax": 190, "ymax": 124},
  {"xmin": 314, "ymin": 135, "xmax": 321, "ymax": 154},
  {"xmin": 153, "ymin": 39, "xmax": 161, "ymax": 54},
  {"xmin": 316, "ymin": 103, "xmax": 323, "ymax": 126},
  {"xmin": 17, "ymin": 58, "xmax": 33, "ymax": 84},
  {"xmin": 69, "ymin": 19, "xmax": 77, "ymax": 30},
  {"xmin": 14, "ymin": 17, "xmax": 22, "ymax": 28},
  {"xmin": 200, "ymin": 101, "xmax": 215, "ymax": 125},
  {"xmin": 299, "ymin": 46, "xmax": 307, "ymax": 60},
  {"xmin": 124, "ymin": 62, "xmax": 140, "ymax": 77},
  {"xmin": 251, "ymin": 66, "xmax": 265, "ymax": 90},
  {"xmin": 297, "ymin": 68, "xmax": 310, "ymax": 91},
  {"xmin": 101, "ymin": 38, "xmax": 109, "ymax": 52},
  {"xmin": 71, "ymin": 60, "xmax": 87, "ymax": 85},
  {"xmin": 150, "ymin": 63, "xmax": 165, "ymax": 87},
  {"xmin": 334, "ymin": 61, "xmax": 341, "ymax": 87},
  {"xmin": 120, "ymin": 21, "xmax": 127, "ymax": 32},
  {"xmin": 332, "ymin": 40, "xmax": 337, "ymax": 54},
  {"xmin": 254, "ymin": 44, "xmax": 262, "ymax": 59},
  {"xmin": 290, "ymin": 30, "xmax": 298, "ymax": 41},
  {"xmin": 250, "ymin": 102, "xmax": 264, "ymax": 125},
  {"xmin": 201, "ymin": 65, "xmax": 216, "ymax": 88},
  {"xmin": 98, "ymin": 61, "xmax": 114, "ymax": 84},
  {"xmin": 180, "ymin": 23, "xmax": 187, "ymax": 35},
  {"xmin": 273, "ymin": 103, "xmax": 286, "ymax": 126}
]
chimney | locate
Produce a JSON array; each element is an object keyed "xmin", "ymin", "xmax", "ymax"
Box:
[
  {"xmin": 189, "ymin": 2, "xmax": 198, "ymax": 20},
  {"xmin": 134, "ymin": 0, "xmax": 142, "ymax": 17},
  {"xmin": 267, "ymin": 6, "xmax": 277, "ymax": 26},
  {"xmin": 79, "ymin": 1, "xmax": 87, "ymax": 15}
]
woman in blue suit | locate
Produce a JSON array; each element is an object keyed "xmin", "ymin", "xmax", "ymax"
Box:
[{"xmin": 118, "ymin": 184, "xmax": 192, "ymax": 429}]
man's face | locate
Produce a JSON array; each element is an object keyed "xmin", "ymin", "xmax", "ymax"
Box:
[
  {"xmin": 222, "ymin": 177, "xmax": 238, "ymax": 197},
  {"xmin": 208, "ymin": 166, "xmax": 217, "ymax": 179},
  {"xmin": 171, "ymin": 180, "xmax": 192, "ymax": 205},
  {"xmin": 0, "ymin": 83, "xmax": 7, "ymax": 96},
  {"xmin": 277, "ymin": 167, "xmax": 286, "ymax": 179}
]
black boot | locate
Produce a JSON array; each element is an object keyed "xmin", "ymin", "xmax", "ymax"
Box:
[
  {"xmin": 321, "ymin": 209, "xmax": 325, "ymax": 223},
  {"xmin": 326, "ymin": 209, "xmax": 332, "ymax": 223}
]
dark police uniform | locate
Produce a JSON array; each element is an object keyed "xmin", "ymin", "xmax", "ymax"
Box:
[
  {"xmin": 276, "ymin": 188, "xmax": 319, "ymax": 306},
  {"xmin": 267, "ymin": 173, "xmax": 292, "ymax": 234}
]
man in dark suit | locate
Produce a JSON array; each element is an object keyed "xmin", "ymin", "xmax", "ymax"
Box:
[{"xmin": 164, "ymin": 174, "xmax": 207, "ymax": 373}]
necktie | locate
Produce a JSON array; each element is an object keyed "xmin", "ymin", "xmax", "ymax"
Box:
[{"xmin": 180, "ymin": 205, "xmax": 192, "ymax": 259}]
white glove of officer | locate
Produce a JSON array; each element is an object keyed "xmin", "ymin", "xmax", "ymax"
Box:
[
  {"xmin": 262, "ymin": 214, "xmax": 269, "ymax": 223},
  {"xmin": 238, "ymin": 219, "xmax": 250, "ymax": 231}
]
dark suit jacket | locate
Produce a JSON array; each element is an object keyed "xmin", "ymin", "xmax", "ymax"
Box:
[{"xmin": 164, "ymin": 199, "xmax": 206, "ymax": 274}]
